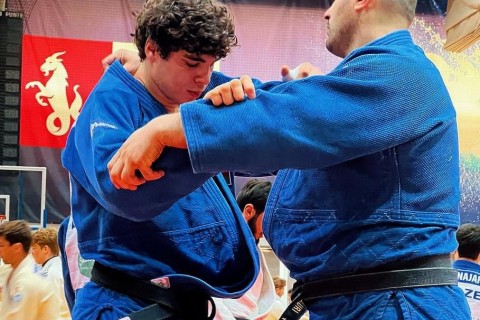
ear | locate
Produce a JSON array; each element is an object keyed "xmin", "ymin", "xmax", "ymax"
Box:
[
  {"xmin": 242, "ymin": 204, "xmax": 256, "ymax": 221},
  {"xmin": 354, "ymin": 0, "xmax": 373, "ymax": 11},
  {"xmin": 13, "ymin": 242, "xmax": 24, "ymax": 254},
  {"xmin": 144, "ymin": 39, "xmax": 157, "ymax": 60}
]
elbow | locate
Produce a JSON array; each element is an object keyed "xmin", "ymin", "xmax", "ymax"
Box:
[{"xmin": 98, "ymin": 188, "xmax": 176, "ymax": 222}]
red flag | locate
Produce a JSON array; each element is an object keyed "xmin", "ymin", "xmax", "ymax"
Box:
[{"xmin": 20, "ymin": 35, "xmax": 112, "ymax": 148}]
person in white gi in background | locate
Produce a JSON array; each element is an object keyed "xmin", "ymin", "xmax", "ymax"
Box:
[
  {"xmin": 0, "ymin": 220, "xmax": 60, "ymax": 320},
  {"xmin": 32, "ymin": 228, "xmax": 71, "ymax": 319},
  {"xmin": 0, "ymin": 262, "xmax": 12, "ymax": 309}
]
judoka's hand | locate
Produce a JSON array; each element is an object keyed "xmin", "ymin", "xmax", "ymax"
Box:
[
  {"xmin": 204, "ymin": 75, "xmax": 256, "ymax": 106},
  {"xmin": 102, "ymin": 49, "xmax": 141, "ymax": 74},
  {"xmin": 108, "ymin": 113, "xmax": 186, "ymax": 190},
  {"xmin": 281, "ymin": 62, "xmax": 323, "ymax": 81}
]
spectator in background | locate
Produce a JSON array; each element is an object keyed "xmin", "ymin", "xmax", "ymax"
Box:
[
  {"xmin": 0, "ymin": 220, "xmax": 60, "ymax": 320},
  {"xmin": 0, "ymin": 261, "xmax": 12, "ymax": 309},
  {"xmin": 236, "ymin": 179, "xmax": 272, "ymax": 245},
  {"xmin": 453, "ymin": 223, "xmax": 480, "ymax": 320},
  {"xmin": 32, "ymin": 228, "xmax": 71, "ymax": 320},
  {"xmin": 215, "ymin": 179, "xmax": 275, "ymax": 319},
  {"xmin": 273, "ymin": 276, "xmax": 287, "ymax": 299},
  {"xmin": 265, "ymin": 276, "xmax": 288, "ymax": 320}
]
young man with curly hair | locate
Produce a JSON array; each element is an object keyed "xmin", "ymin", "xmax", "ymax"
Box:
[{"xmin": 61, "ymin": 1, "xmax": 260, "ymax": 319}]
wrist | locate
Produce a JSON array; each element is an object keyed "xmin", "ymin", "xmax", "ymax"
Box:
[{"xmin": 150, "ymin": 113, "xmax": 187, "ymax": 149}]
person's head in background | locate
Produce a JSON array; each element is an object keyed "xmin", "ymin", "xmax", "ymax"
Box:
[
  {"xmin": 0, "ymin": 220, "xmax": 32, "ymax": 269},
  {"xmin": 31, "ymin": 228, "xmax": 60, "ymax": 266},
  {"xmin": 273, "ymin": 276, "xmax": 287, "ymax": 298},
  {"xmin": 453, "ymin": 223, "xmax": 480, "ymax": 263},
  {"xmin": 133, "ymin": 0, "xmax": 237, "ymax": 111},
  {"xmin": 323, "ymin": 0, "xmax": 417, "ymax": 58},
  {"xmin": 236, "ymin": 179, "xmax": 272, "ymax": 244}
]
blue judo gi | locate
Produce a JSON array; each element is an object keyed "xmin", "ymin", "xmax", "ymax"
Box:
[
  {"xmin": 179, "ymin": 30, "xmax": 470, "ymax": 319},
  {"xmin": 61, "ymin": 61, "xmax": 260, "ymax": 319}
]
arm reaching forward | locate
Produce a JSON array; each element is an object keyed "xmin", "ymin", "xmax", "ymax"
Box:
[
  {"xmin": 108, "ymin": 63, "xmax": 322, "ymax": 189},
  {"xmin": 108, "ymin": 76, "xmax": 256, "ymax": 190}
]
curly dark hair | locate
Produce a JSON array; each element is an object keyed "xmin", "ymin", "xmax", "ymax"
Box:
[{"xmin": 134, "ymin": 0, "xmax": 237, "ymax": 60}]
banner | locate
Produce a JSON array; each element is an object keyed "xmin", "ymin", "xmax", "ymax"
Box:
[{"xmin": 21, "ymin": 35, "xmax": 112, "ymax": 148}]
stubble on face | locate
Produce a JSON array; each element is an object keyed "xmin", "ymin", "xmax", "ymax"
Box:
[{"xmin": 325, "ymin": 2, "xmax": 357, "ymax": 58}]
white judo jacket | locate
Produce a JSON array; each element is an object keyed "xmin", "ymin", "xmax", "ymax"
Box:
[{"xmin": 0, "ymin": 255, "xmax": 59, "ymax": 320}]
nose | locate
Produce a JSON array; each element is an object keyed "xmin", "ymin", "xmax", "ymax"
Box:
[
  {"xmin": 324, "ymin": 8, "xmax": 331, "ymax": 20},
  {"xmin": 194, "ymin": 66, "xmax": 213, "ymax": 85}
]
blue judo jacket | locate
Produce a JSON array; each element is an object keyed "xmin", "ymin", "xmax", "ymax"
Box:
[
  {"xmin": 179, "ymin": 30, "xmax": 470, "ymax": 319},
  {"xmin": 61, "ymin": 62, "xmax": 259, "ymax": 299}
]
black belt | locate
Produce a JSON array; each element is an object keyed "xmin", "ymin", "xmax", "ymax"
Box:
[
  {"xmin": 280, "ymin": 255, "xmax": 457, "ymax": 320},
  {"xmin": 91, "ymin": 261, "xmax": 215, "ymax": 320}
]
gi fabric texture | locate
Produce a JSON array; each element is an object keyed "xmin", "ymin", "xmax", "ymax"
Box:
[
  {"xmin": 61, "ymin": 61, "xmax": 259, "ymax": 319},
  {"xmin": 0, "ymin": 255, "xmax": 60, "ymax": 320},
  {"xmin": 180, "ymin": 30, "xmax": 470, "ymax": 319},
  {"xmin": 454, "ymin": 259, "xmax": 480, "ymax": 319}
]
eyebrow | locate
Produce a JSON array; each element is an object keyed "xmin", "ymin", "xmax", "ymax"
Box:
[{"xmin": 184, "ymin": 54, "xmax": 206, "ymax": 63}]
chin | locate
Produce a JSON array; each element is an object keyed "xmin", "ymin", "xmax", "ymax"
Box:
[
  {"xmin": 326, "ymin": 44, "xmax": 343, "ymax": 58},
  {"xmin": 326, "ymin": 42, "xmax": 335, "ymax": 55},
  {"xmin": 186, "ymin": 90, "xmax": 202, "ymax": 101},
  {"xmin": 179, "ymin": 96, "xmax": 194, "ymax": 105}
]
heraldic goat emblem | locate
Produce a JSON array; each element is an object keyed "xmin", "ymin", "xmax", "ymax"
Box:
[{"xmin": 26, "ymin": 51, "xmax": 83, "ymax": 136}]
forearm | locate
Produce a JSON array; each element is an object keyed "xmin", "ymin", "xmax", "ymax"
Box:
[
  {"xmin": 148, "ymin": 113, "xmax": 187, "ymax": 149},
  {"xmin": 181, "ymin": 64, "xmax": 450, "ymax": 174}
]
